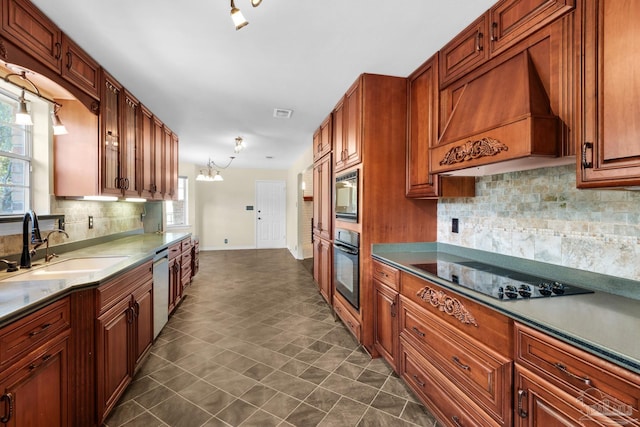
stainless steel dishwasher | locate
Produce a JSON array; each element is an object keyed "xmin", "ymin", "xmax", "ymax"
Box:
[{"xmin": 153, "ymin": 248, "xmax": 169, "ymax": 338}]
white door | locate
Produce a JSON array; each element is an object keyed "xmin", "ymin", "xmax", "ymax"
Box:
[{"xmin": 256, "ymin": 180, "xmax": 286, "ymax": 248}]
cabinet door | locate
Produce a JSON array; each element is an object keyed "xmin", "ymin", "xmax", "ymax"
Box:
[
  {"xmin": 514, "ymin": 365, "xmax": 613, "ymax": 427},
  {"xmin": 122, "ymin": 90, "xmax": 140, "ymax": 197},
  {"xmin": 342, "ymin": 79, "xmax": 362, "ymax": 171},
  {"xmin": 132, "ymin": 282, "xmax": 153, "ymax": 368},
  {"xmin": 407, "ymin": 54, "xmax": 440, "ymax": 198},
  {"xmin": 0, "ymin": 339, "xmax": 68, "ymax": 427},
  {"xmin": 578, "ymin": 0, "xmax": 640, "ymax": 188},
  {"xmin": 373, "ymin": 280, "xmax": 398, "ymax": 371},
  {"xmin": 152, "ymin": 118, "xmax": 165, "ymax": 200},
  {"xmin": 489, "ymin": 0, "xmax": 574, "ymax": 56},
  {"xmin": 61, "ymin": 34, "xmax": 100, "ymax": 98},
  {"xmin": 96, "ymin": 297, "xmax": 132, "ymax": 423},
  {"xmin": 313, "ymin": 114, "xmax": 332, "ymax": 161},
  {"xmin": 139, "ymin": 105, "xmax": 155, "ymax": 199},
  {"xmin": 319, "ymin": 239, "xmax": 332, "ymax": 303},
  {"xmin": 163, "ymin": 126, "xmax": 174, "ymax": 200},
  {"xmin": 440, "ymin": 14, "xmax": 489, "ymax": 87},
  {"xmin": 1, "ymin": 0, "xmax": 62, "ymax": 72},
  {"xmin": 101, "ymin": 73, "xmax": 123, "ymax": 196},
  {"xmin": 168, "ymin": 257, "xmax": 181, "ymax": 314},
  {"xmin": 312, "ymin": 154, "xmax": 332, "ymax": 240},
  {"xmin": 333, "ymin": 97, "xmax": 345, "ymax": 171}
]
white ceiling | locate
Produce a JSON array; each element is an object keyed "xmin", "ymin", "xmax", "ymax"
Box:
[{"xmin": 31, "ymin": 0, "xmax": 495, "ymax": 171}]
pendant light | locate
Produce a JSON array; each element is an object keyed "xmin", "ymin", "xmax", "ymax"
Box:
[
  {"xmin": 51, "ymin": 105, "xmax": 68, "ymax": 135},
  {"xmin": 15, "ymin": 89, "xmax": 33, "ymax": 126},
  {"xmin": 230, "ymin": 0, "xmax": 263, "ymax": 30}
]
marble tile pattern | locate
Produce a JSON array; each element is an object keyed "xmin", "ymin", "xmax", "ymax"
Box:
[
  {"xmin": 438, "ymin": 164, "xmax": 640, "ymax": 281},
  {"xmin": 105, "ymin": 249, "xmax": 439, "ymax": 427}
]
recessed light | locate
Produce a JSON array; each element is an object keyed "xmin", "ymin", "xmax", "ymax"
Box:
[{"xmin": 273, "ymin": 108, "xmax": 293, "ymax": 119}]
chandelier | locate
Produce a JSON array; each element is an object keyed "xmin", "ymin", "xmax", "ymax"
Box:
[
  {"xmin": 230, "ymin": 0, "xmax": 263, "ymax": 30},
  {"xmin": 196, "ymin": 137, "xmax": 246, "ymax": 182}
]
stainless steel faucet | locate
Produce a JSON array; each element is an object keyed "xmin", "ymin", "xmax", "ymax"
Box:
[
  {"xmin": 20, "ymin": 210, "xmax": 44, "ymax": 269},
  {"xmin": 44, "ymin": 229, "xmax": 69, "ymax": 263}
]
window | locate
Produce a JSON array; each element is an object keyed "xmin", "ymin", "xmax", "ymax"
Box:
[
  {"xmin": 0, "ymin": 90, "xmax": 32, "ymax": 215},
  {"xmin": 166, "ymin": 176, "xmax": 187, "ymax": 226}
]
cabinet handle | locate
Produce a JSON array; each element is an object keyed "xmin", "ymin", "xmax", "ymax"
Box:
[
  {"xmin": 0, "ymin": 393, "xmax": 13, "ymax": 423},
  {"xmin": 517, "ymin": 389, "xmax": 528, "ymax": 418},
  {"xmin": 411, "ymin": 326, "xmax": 425, "ymax": 337},
  {"xmin": 475, "ymin": 32, "xmax": 484, "ymax": 52},
  {"xmin": 451, "ymin": 415, "xmax": 463, "ymax": 427},
  {"xmin": 553, "ymin": 362, "xmax": 592, "ymax": 387},
  {"xmin": 66, "ymin": 51, "xmax": 72, "ymax": 69},
  {"xmin": 451, "ymin": 356, "xmax": 470, "ymax": 371},
  {"xmin": 582, "ymin": 142, "xmax": 594, "ymax": 169},
  {"xmin": 55, "ymin": 42, "xmax": 61, "ymax": 60},
  {"xmin": 490, "ymin": 22, "xmax": 498, "ymax": 41},
  {"xmin": 134, "ymin": 301, "xmax": 140, "ymax": 317},
  {"xmin": 124, "ymin": 178, "xmax": 130, "ymax": 190},
  {"xmin": 390, "ymin": 301, "xmax": 396, "ymax": 318},
  {"xmin": 28, "ymin": 323, "xmax": 52, "ymax": 337},
  {"xmin": 412, "ymin": 374, "xmax": 425, "ymax": 388},
  {"xmin": 28, "ymin": 354, "xmax": 52, "ymax": 372}
]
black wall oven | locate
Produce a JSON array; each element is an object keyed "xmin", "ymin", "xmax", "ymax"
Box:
[{"xmin": 334, "ymin": 228, "xmax": 359, "ymax": 310}]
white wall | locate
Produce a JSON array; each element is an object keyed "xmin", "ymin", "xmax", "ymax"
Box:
[
  {"xmin": 286, "ymin": 146, "xmax": 313, "ymax": 259},
  {"xmin": 196, "ymin": 168, "xmax": 288, "ymax": 250}
]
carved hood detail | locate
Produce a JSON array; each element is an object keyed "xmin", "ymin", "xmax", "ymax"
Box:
[{"xmin": 431, "ymin": 51, "xmax": 564, "ymax": 175}]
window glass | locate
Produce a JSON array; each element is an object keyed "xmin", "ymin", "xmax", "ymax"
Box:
[
  {"xmin": 0, "ymin": 90, "xmax": 31, "ymax": 215},
  {"xmin": 166, "ymin": 176, "xmax": 187, "ymax": 226}
]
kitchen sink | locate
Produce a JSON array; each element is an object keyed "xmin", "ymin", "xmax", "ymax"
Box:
[{"xmin": 1, "ymin": 256, "xmax": 130, "ymax": 282}]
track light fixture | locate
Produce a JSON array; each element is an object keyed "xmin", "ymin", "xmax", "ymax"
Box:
[
  {"xmin": 4, "ymin": 68, "xmax": 68, "ymax": 134},
  {"xmin": 230, "ymin": 0, "xmax": 263, "ymax": 30}
]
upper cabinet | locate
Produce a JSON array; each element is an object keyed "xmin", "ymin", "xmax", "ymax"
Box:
[
  {"xmin": 313, "ymin": 114, "xmax": 332, "ymax": 162},
  {"xmin": 440, "ymin": 0, "xmax": 574, "ymax": 87},
  {"xmin": 334, "ymin": 79, "xmax": 362, "ymax": 173},
  {"xmin": 101, "ymin": 71, "xmax": 122, "ymax": 197},
  {"xmin": 61, "ymin": 34, "xmax": 100, "ymax": 98},
  {"xmin": 122, "ymin": 90, "xmax": 140, "ymax": 197},
  {"xmin": 1, "ymin": 0, "xmax": 61, "ymax": 72},
  {"xmin": 577, "ymin": 0, "xmax": 640, "ymax": 188}
]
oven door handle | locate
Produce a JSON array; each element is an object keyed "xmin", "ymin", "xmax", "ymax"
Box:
[{"xmin": 334, "ymin": 242, "xmax": 359, "ymax": 255}]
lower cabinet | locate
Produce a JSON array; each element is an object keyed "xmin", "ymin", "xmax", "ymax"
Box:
[
  {"xmin": 373, "ymin": 279, "xmax": 398, "ymax": 371},
  {"xmin": 0, "ymin": 298, "xmax": 70, "ymax": 427},
  {"xmin": 95, "ymin": 261, "xmax": 153, "ymax": 424},
  {"xmin": 313, "ymin": 236, "xmax": 332, "ymax": 303}
]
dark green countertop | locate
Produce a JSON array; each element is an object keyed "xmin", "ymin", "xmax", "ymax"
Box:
[
  {"xmin": 0, "ymin": 232, "xmax": 190, "ymax": 327},
  {"xmin": 372, "ymin": 242, "xmax": 640, "ymax": 375}
]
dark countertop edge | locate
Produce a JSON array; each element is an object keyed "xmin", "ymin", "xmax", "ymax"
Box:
[
  {"xmin": 0, "ymin": 232, "xmax": 191, "ymax": 329},
  {"xmin": 371, "ymin": 246, "xmax": 640, "ymax": 376}
]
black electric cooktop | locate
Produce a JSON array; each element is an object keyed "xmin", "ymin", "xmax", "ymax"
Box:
[{"xmin": 411, "ymin": 259, "xmax": 594, "ymax": 300}]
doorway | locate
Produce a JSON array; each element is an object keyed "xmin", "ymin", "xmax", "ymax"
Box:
[{"xmin": 256, "ymin": 180, "xmax": 286, "ymax": 248}]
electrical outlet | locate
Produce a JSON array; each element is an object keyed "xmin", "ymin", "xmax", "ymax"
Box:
[
  {"xmin": 224, "ymin": 238, "xmax": 228, "ymax": 244},
  {"xmin": 88, "ymin": 215, "xmax": 94, "ymax": 229},
  {"xmin": 452, "ymin": 218, "xmax": 459, "ymax": 233}
]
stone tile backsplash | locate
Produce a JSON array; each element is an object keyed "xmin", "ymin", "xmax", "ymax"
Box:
[
  {"xmin": 0, "ymin": 198, "xmax": 145, "ymax": 258},
  {"xmin": 438, "ymin": 164, "xmax": 640, "ymax": 281}
]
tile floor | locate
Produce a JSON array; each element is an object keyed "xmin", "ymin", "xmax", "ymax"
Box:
[{"xmin": 105, "ymin": 249, "xmax": 440, "ymax": 427}]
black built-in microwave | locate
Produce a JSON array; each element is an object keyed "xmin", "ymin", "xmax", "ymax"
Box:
[{"xmin": 335, "ymin": 170, "xmax": 358, "ymax": 221}]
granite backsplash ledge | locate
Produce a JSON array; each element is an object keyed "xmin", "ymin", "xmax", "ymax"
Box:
[{"xmin": 437, "ymin": 164, "xmax": 640, "ymax": 286}]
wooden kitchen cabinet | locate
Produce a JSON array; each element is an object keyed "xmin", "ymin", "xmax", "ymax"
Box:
[
  {"xmin": 153, "ymin": 117, "xmax": 166, "ymax": 200},
  {"xmin": 577, "ymin": 0, "xmax": 640, "ymax": 188},
  {"xmin": 313, "ymin": 114, "xmax": 332, "ymax": 162},
  {"xmin": 95, "ymin": 261, "xmax": 153, "ymax": 423},
  {"xmin": 333, "ymin": 79, "xmax": 362, "ymax": 173},
  {"xmin": 168, "ymin": 242, "xmax": 181, "ymax": 314},
  {"xmin": 514, "ymin": 322, "xmax": 640, "ymax": 426},
  {"xmin": 0, "ymin": 0, "xmax": 61, "ymax": 73},
  {"xmin": 61, "ymin": 34, "xmax": 100, "ymax": 99},
  {"xmin": 121, "ymin": 90, "xmax": 140, "ymax": 197},
  {"xmin": 373, "ymin": 278, "xmax": 398, "ymax": 371},
  {"xmin": 163, "ymin": 126, "xmax": 178, "ymax": 201},
  {"xmin": 0, "ymin": 298, "xmax": 70, "ymax": 427},
  {"xmin": 313, "ymin": 237, "xmax": 332, "ymax": 304},
  {"xmin": 181, "ymin": 238, "xmax": 192, "ymax": 294},
  {"xmin": 101, "ymin": 71, "xmax": 123, "ymax": 197},
  {"xmin": 312, "ymin": 153, "xmax": 332, "ymax": 241},
  {"xmin": 407, "ymin": 53, "xmax": 475, "ymax": 198},
  {"xmin": 139, "ymin": 105, "xmax": 156, "ymax": 199},
  {"xmin": 440, "ymin": 14, "xmax": 489, "ymax": 87}
]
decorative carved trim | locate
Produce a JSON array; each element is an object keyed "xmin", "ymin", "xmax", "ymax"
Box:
[
  {"xmin": 417, "ymin": 287, "xmax": 479, "ymax": 327},
  {"xmin": 90, "ymin": 100, "xmax": 100, "ymax": 115},
  {"xmin": 439, "ymin": 137, "xmax": 508, "ymax": 166},
  {"xmin": 0, "ymin": 39, "xmax": 7, "ymax": 60}
]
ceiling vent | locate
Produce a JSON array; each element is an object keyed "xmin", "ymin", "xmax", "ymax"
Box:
[{"xmin": 273, "ymin": 108, "xmax": 293, "ymax": 119}]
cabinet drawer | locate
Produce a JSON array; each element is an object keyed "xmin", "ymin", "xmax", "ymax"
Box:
[
  {"xmin": 333, "ymin": 296, "xmax": 361, "ymax": 342},
  {"xmin": 181, "ymin": 238, "xmax": 191, "ymax": 253},
  {"xmin": 168, "ymin": 243, "xmax": 181, "ymax": 260},
  {"xmin": 515, "ymin": 322, "xmax": 640, "ymax": 423},
  {"xmin": 0, "ymin": 297, "xmax": 70, "ymax": 367},
  {"xmin": 400, "ymin": 341, "xmax": 501, "ymax": 427},
  {"xmin": 399, "ymin": 297, "xmax": 512, "ymax": 425},
  {"xmin": 97, "ymin": 261, "xmax": 152, "ymax": 313},
  {"xmin": 400, "ymin": 272, "xmax": 512, "ymax": 355},
  {"xmin": 372, "ymin": 260, "xmax": 400, "ymax": 290}
]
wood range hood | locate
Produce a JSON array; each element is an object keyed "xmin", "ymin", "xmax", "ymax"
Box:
[{"xmin": 431, "ymin": 51, "xmax": 573, "ymax": 176}]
